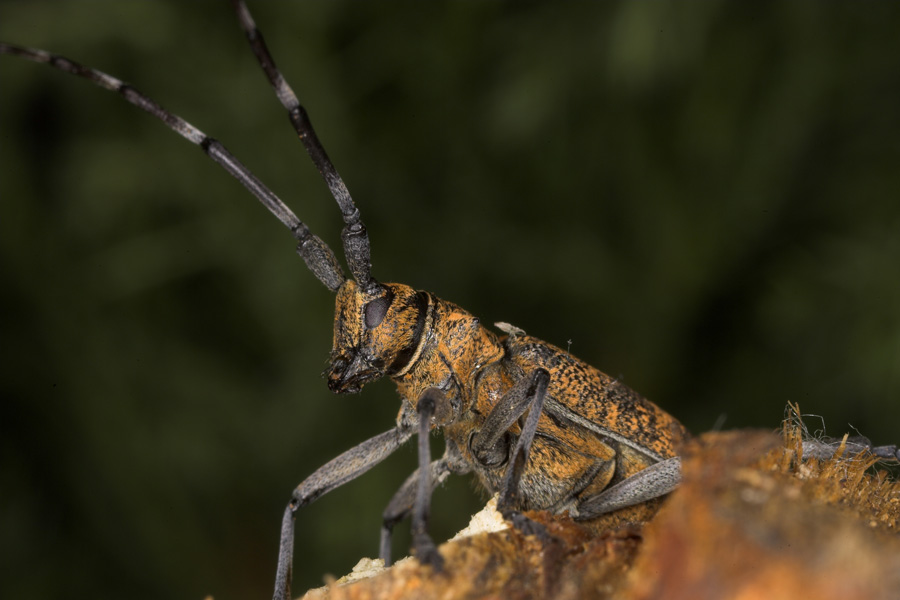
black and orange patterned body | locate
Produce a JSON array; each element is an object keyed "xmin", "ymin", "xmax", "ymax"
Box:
[{"xmin": 328, "ymin": 280, "xmax": 689, "ymax": 520}]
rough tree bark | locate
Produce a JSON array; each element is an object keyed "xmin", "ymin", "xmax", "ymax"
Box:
[{"xmin": 301, "ymin": 409, "xmax": 900, "ymax": 600}]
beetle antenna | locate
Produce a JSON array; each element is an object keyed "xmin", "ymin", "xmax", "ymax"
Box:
[
  {"xmin": 230, "ymin": 0, "xmax": 380, "ymax": 295},
  {"xmin": 0, "ymin": 42, "xmax": 347, "ymax": 292}
]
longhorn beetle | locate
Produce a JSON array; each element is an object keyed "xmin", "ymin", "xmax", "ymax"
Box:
[{"xmin": 4, "ymin": 3, "xmax": 899, "ymax": 600}]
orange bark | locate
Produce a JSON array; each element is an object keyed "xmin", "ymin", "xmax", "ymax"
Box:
[{"xmin": 301, "ymin": 416, "xmax": 900, "ymax": 600}]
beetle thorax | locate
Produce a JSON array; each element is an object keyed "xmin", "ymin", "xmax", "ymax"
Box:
[{"xmin": 392, "ymin": 293, "xmax": 506, "ymax": 424}]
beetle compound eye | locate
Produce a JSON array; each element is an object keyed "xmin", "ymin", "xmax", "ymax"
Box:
[{"xmin": 363, "ymin": 293, "xmax": 393, "ymax": 329}]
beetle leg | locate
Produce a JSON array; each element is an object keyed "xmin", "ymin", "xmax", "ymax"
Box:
[
  {"xmin": 496, "ymin": 369, "xmax": 550, "ymax": 508},
  {"xmin": 867, "ymin": 444, "xmax": 900, "ymax": 461},
  {"xmin": 573, "ymin": 456, "xmax": 682, "ymax": 520},
  {"xmin": 488, "ymin": 369, "xmax": 556, "ymax": 541},
  {"xmin": 380, "ymin": 458, "xmax": 453, "ymax": 566},
  {"xmin": 272, "ymin": 426, "xmax": 413, "ymax": 600},
  {"xmin": 469, "ymin": 372, "xmax": 543, "ymax": 466},
  {"xmin": 382, "ymin": 432, "xmax": 474, "ymax": 566},
  {"xmin": 409, "ymin": 388, "xmax": 450, "ymax": 570},
  {"xmin": 802, "ymin": 435, "xmax": 900, "ymax": 462}
]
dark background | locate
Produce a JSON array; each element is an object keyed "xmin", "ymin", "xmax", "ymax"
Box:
[{"xmin": 2, "ymin": 2, "xmax": 899, "ymax": 598}]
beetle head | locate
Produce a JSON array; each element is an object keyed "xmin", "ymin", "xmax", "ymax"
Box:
[{"xmin": 326, "ymin": 280, "xmax": 431, "ymax": 394}]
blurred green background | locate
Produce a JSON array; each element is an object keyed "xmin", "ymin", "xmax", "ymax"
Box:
[{"xmin": 2, "ymin": 1, "xmax": 899, "ymax": 598}]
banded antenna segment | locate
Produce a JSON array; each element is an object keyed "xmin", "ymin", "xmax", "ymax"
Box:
[
  {"xmin": 230, "ymin": 0, "xmax": 379, "ymax": 295},
  {"xmin": 0, "ymin": 42, "xmax": 346, "ymax": 292}
]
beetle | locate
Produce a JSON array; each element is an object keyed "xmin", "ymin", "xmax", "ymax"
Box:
[
  {"xmin": 4, "ymin": 2, "xmax": 689, "ymax": 597},
  {"xmin": 223, "ymin": 4, "xmax": 692, "ymax": 597},
  {"xmin": 5, "ymin": 1, "xmax": 900, "ymax": 600}
]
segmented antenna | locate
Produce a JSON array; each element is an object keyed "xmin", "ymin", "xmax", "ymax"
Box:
[
  {"xmin": 230, "ymin": 0, "xmax": 380, "ymax": 295},
  {"xmin": 0, "ymin": 42, "xmax": 346, "ymax": 292}
]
